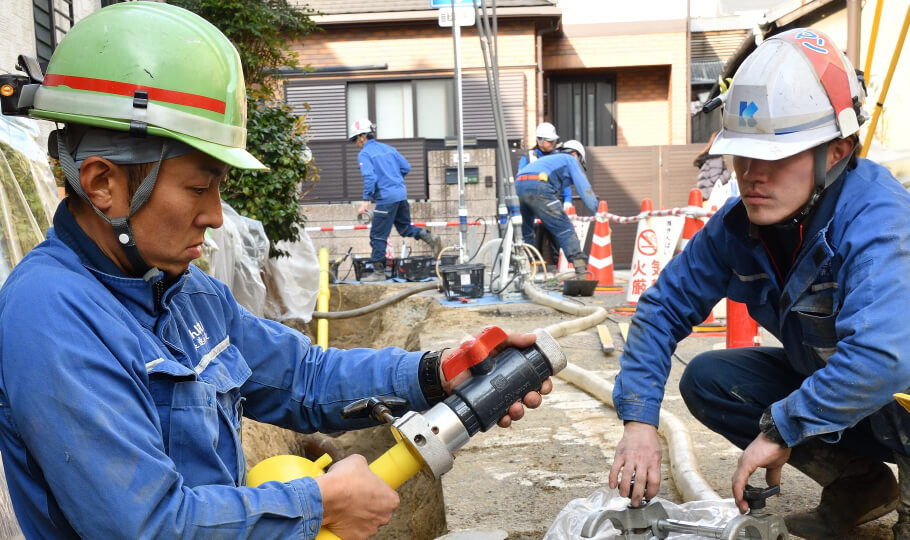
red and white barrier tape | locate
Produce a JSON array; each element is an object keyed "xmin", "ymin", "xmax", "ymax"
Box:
[
  {"xmin": 305, "ymin": 220, "xmax": 483, "ymax": 233},
  {"xmin": 571, "ymin": 206, "xmax": 715, "ymax": 224}
]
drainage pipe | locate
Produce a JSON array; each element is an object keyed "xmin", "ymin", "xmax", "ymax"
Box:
[
  {"xmin": 311, "ymin": 282, "xmax": 439, "ymax": 320},
  {"xmin": 522, "ymin": 282, "xmax": 720, "ymax": 502}
]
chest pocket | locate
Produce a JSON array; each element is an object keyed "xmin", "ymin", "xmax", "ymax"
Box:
[
  {"xmin": 791, "ymin": 281, "xmax": 839, "ymax": 366},
  {"xmin": 147, "ymin": 338, "xmax": 251, "ymax": 488}
]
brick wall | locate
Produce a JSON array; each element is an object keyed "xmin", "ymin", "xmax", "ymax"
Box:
[
  {"xmin": 542, "ymin": 27, "xmax": 688, "ymax": 145},
  {"xmin": 615, "ymin": 66, "xmax": 671, "ymax": 146},
  {"xmin": 293, "ymin": 21, "xmax": 537, "ymax": 78}
]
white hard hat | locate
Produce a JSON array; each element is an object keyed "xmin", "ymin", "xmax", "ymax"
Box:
[
  {"xmin": 710, "ymin": 28, "xmax": 866, "ymax": 161},
  {"xmin": 536, "ymin": 122, "xmax": 559, "ymax": 141},
  {"xmin": 349, "ymin": 118, "xmax": 374, "ymax": 141},
  {"xmin": 561, "ymin": 139, "xmax": 585, "ymax": 162}
]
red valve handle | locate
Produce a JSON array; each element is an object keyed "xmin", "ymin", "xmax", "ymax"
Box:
[{"xmin": 442, "ymin": 326, "xmax": 509, "ymax": 381}]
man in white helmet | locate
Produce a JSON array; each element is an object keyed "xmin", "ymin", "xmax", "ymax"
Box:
[
  {"xmin": 514, "ymin": 139, "xmax": 598, "ymax": 279},
  {"xmin": 350, "ymin": 119, "xmax": 442, "ymax": 282},
  {"xmin": 518, "ymin": 123, "xmax": 577, "ymax": 264},
  {"xmin": 609, "ymin": 28, "xmax": 910, "ymax": 539}
]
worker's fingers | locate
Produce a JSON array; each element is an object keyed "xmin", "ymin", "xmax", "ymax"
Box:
[
  {"xmin": 628, "ymin": 465, "xmax": 648, "ymax": 507},
  {"xmin": 731, "ymin": 455, "xmax": 756, "ymax": 514},
  {"xmin": 539, "ymin": 378, "xmax": 553, "ymax": 396},
  {"xmin": 645, "ymin": 459, "xmax": 661, "ymax": 501},
  {"xmin": 493, "ymin": 330, "xmax": 536, "ymax": 356},
  {"xmin": 765, "ymin": 465, "xmax": 782, "ymax": 489},
  {"xmin": 522, "ymin": 390, "xmax": 543, "ymax": 408}
]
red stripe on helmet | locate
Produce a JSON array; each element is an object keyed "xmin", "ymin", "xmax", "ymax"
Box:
[
  {"xmin": 42, "ymin": 74, "xmax": 226, "ymax": 115},
  {"xmin": 774, "ymin": 30, "xmax": 854, "ymax": 126}
]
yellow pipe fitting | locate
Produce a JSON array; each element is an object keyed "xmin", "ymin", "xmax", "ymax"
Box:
[{"xmin": 317, "ymin": 248, "xmax": 330, "ymax": 348}]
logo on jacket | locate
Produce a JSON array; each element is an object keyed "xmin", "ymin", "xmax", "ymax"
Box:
[{"xmin": 189, "ymin": 321, "xmax": 210, "ymax": 349}]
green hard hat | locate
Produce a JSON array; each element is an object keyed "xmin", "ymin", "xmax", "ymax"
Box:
[{"xmin": 30, "ymin": 1, "xmax": 266, "ymax": 170}]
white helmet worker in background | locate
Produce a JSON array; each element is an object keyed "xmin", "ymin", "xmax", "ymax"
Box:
[
  {"xmin": 348, "ymin": 118, "xmax": 374, "ymax": 141},
  {"xmin": 560, "ymin": 139, "xmax": 586, "ymax": 170},
  {"xmin": 609, "ymin": 28, "xmax": 910, "ymax": 540},
  {"xmin": 519, "ymin": 122, "xmax": 560, "ymax": 170},
  {"xmin": 536, "ymin": 121, "xmax": 559, "ymax": 142}
]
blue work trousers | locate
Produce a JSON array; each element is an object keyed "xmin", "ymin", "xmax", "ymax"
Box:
[
  {"xmin": 518, "ymin": 184, "xmax": 583, "ymax": 260},
  {"xmin": 679, "ymin": 347, "xmax": 910, "ymax": 462},
  {"xmin": 371, "ymin": 200, "xmax": 423, "ymax": 263}
]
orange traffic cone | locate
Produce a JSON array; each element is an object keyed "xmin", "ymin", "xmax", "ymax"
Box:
[
  {"xmin": 726, "ymin": 299, "xmax": 760, "ymax": 348},
  {"xmin": 589, "ymin": 200, "xmax": 621, "ymax": 292},
  {"xmin": 678, "ymin": 189, "xmax": 705, "ymax": 253}
]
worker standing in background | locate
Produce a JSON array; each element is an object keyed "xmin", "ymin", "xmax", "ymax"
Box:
[
  {"xmin": 351, "ymin": 119, "xmax": 442, "ymax": 282},
  {"xmin": 609, "ymin": 28, "xmax": 910, "ymax": 539},
  {"xmin": 519, "ymin": 122, "xmax": 569, "ymax": 265},
  {"xmin": 515, "ymin": 140, "xmax": 598, "ymax": 279},
  {"xmin": 0, "ymin": 4, "xmax": 550, "ymax": 538}
]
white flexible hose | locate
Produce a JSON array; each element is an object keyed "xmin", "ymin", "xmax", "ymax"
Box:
[{"xmin": 521, "ymin": 282, "xmax": 720, "ymax": 502}]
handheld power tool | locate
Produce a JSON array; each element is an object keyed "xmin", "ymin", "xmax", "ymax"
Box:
[{"xmin": 247, "ymin": 325, "xmax": 566, "ymax": 539}]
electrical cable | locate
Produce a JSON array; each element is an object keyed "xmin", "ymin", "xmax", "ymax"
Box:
[
  {"xmin": 312, "ymin": 281, "xmax": 438, "ymax": 319},
  {"xmin": 465, "ymin": 217, "xmax": 488, "ymax": 263}
]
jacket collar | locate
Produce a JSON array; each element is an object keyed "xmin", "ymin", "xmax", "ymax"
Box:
[{"xmin": 51, "ymin": 200, "xmax": 188, "ymax": 323}]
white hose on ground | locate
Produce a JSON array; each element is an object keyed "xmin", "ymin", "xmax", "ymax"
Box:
[{"xmin": 522, "ymin": 282, "xmax": 720, "ymax": 502}]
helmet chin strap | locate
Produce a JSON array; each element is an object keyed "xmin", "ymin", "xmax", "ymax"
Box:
[
  {"xmin": 57, "ymin": 129, "xmax": 167, "ymax": 281},
  {"xmin": 782, "ymin": 142, "xmax": 854, "ymax": 228}
]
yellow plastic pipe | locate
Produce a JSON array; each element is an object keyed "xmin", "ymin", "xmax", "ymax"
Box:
[
  {"xmin": 860, "ymin": 4, "xmax": 910, "ymax": 158},
  {"xmin": 248, "ymin": 437, "xmax": 427, "ymax": 540},
  {"xmin": 317, "ymin": 248, "xmax": 329, "ymax": 348},
  {"xmin": 863, "ymin": 0, "xmax": 884, "ymax": 85}
]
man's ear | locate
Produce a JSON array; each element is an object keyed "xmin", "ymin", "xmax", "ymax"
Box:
[
  {"xmin": 78, "ymin": 156, "xmax": 128, "ymax": 214},
  {"xmin": 827, "ymin": 137, "xmax": 856, "ymax": 169}
]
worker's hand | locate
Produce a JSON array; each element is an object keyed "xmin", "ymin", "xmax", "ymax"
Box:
[
  {"xmin": 563, "ymin": 201, "xmax": 572, "ymax": 211},
  {"xmin": 731, "ymin": 433, "xmax": 791, "ymax": 514},
  {"xmin": 358, "ymin": 201, "xmax": 370, "ymax": 215},
  {"xmin": 316, "ymin": 454, "xmax": 400, "ymax": 540},
  {"xmin": 440, "ymin": 331, "xmax": 552, "ymax": 428},
  {"xmin": 609, "ymin": 421, "xmax": 662, "ymax": 507}
]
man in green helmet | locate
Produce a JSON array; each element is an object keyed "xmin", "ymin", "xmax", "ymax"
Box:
[{"xmin": 0, "ymin": 3, "xmax": 549, "ymax": 538}]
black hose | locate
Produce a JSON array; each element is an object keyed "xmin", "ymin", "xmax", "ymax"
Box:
[{"xmin": 312, "ymin": 281, "xmax": 439, "ymax": 319}]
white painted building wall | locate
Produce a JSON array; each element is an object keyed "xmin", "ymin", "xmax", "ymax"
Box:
[{"xmin": 1, "ymin": 0, "xmax": 100, "ymax": 74}]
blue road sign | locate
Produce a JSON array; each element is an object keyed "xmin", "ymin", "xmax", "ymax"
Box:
[{"xmin": 430, "ymin": 0, "xmax": 477, "ymax": 8}]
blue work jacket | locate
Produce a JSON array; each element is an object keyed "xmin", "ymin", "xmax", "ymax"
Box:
[
  {"xmin": 518, "ymin": 148, "xmax": 571, "ymax": 203},
  {"xmin": 613, "ymin": 159, "xmax": 910, "ymax": 448},
  {"xmin": 358, "ymin": 139, "xmax": 410, "ymax": 205},
  {"xmin": 515, "ymin": 153, "xmax": 598, "ymax": 214},
  {"xmin": 0, "ymin": 202, "xmax": 428, "ymax": 538}
]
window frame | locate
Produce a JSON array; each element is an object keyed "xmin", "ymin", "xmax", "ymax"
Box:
[
  {"xmin": 32, "ymin": 0, "xmax": 74, "ymax": 68},
  {"xmin": 550, "ymin": 74, "xmax": 617, "ymax": 147},
  {"xmin": 346, "ymin": 76, "xmax": 455, "ymax": 140}
]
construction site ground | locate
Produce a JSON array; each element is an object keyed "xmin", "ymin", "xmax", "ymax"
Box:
[{"xmin": 276, "ymin": 277, "xmax": 898, "ymax": 539}]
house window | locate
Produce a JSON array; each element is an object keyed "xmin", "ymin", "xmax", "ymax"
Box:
[
  {"xmin": 101, "ymin": 0, "xmax": 125, "ymax": 6},
  {"xmin": 33, "ymin": 0, "xmax": 74, "ymax": 68},
  {"xmin": 347, "ymin": 79, "xmax": 453, "ymax": 140},
  {"xmin": 551, "ymin": 76, "xmax": 616, "ymax": 147}
]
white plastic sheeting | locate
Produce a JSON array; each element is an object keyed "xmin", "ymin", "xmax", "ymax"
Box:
[
  {"xmin": 263, "ymin": 234, "xmax": 319, "ymax": 323},
  {"xmin": 203, "ymin": 201, "xmax": 270, "ymax": 316},
  {"xmin": 199, "ymin": 201, "xmax": 319, "ymax": 322},
  {"xmin": 0, "ymin": 115, "xmax": 58, "ymax": 287},
  {"xmin": 544, "ymin": 487, "xmax": 740, "ymax": 540}
]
